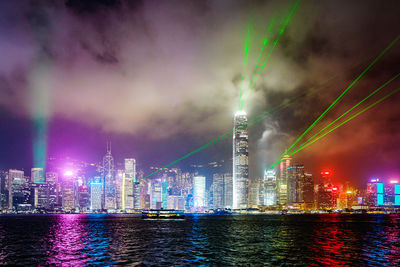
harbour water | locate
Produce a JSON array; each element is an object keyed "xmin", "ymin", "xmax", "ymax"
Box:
[{"xmin": 0, "ymin": 214, "xmax": 399, "ymax": 265}]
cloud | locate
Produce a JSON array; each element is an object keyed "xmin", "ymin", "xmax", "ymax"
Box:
[{"xmin": 0, "ymin": 0, "xmax": 399, "ymax": 183}]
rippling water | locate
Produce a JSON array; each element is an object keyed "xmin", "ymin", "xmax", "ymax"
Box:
[{"xmin": 0, "ymin": 214, "xmax": 399, "ymax": 265}]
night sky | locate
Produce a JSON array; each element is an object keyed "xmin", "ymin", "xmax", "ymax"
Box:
[{"xmin": 0, "ymin": 0, "xmax": 399, "ymax": 187}]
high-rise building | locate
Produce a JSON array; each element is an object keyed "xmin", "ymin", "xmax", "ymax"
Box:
[
  {"xmin": 212, "ymin": 173, "xmax": 224, "ymax": 209},
  {"xmin": 32, "ymin": 183, "xmax": 48, "ymax": 210},
  {"xmin": 115, "ymin": 170, "xmax": 124, "ymax": 210},
  {"xmin": 249, "ymin": 178, "xmax": 261, "ymax": 207},
  {"xmin": 193, "ymin": 176, "xmax": 206, "ymax": 208},
  {"xmin": 62, "ymin": 171, "xmax": 75, "ymax": 211},
  {"xmin": 287, "ymin": 164, "xmax": 305, "ymax": 203},
  {"xmin": 233, "ymin": 111, "xmax": 249, "ymax": 209},
  {"xmin": 133, "ymin": 182, "xmax": 141, "ymax": 210},
  {"xmin": 45, "ymin": 172, "xmax": 58, "ymax": 210},
  {"xmin": 0, "ymin": 171, "xmax": 8, "ymax": 210},
  {"xmin": 162, "ymin": 177, "xmax": 168, "ymax": 209},
  {"xmin": 278, "ymin": 154, "xmax": 291, "ymax": 206},
  {"xmin": 90, "ymin": 178, "xmax": 103, "ymax": 211},
  {"xmin": 316, "ymin": 183, "xmax": 337, "ymax": 210},
  {"xmin": 224, "ymin": 173, "xmax": 233, "ymax": 209},
  {"xmin": 123, "ymin": 158, "xmax": 136, "ymax": 211},
  {"xmin": 103, "ymin": 143, "xmax": 116, "ymax": 210},
  {"xmin": 150, "ymin": 178, "xmax": 162, "ymax": 209},
  {"xmin": 31, "ymin": 168, "xmax": 44, "ymax": 184},
  {"xmin": 167, "ymin": 195, "xmax": 185, "ymax": 210},
  {"xmin": 78, "ymin": 185, "xmax": 90, "ymax": 211},
  {"xmin": 366, "ymin": 179, "xmax": 379, "ymax": 207},
  {"xmin": 8, "ymin": 169, "xmax": 25, "ymax": 209},
  {"xmin": 302, "ymin": 173, "xmax": 314, "ymax": 209},
  {"xmin": 264, "ymin": 168, "xmax": 277, "ymax": 206}
]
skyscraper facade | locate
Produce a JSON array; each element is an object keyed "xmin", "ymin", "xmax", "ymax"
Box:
[
  {"xmin": 123, "ymin": 158, "xmax": 136, "ymax": 211},
  {"xmin": 302, "ymin": 173, "xmax": 314, "ymax": 208},
  {"xmin": 264, "ymin": 168, "xmax": 277, "ymax": 206},
  {"xmin": 46, "ymin": 172, "xmax": 58, "ymax": 210},
  {"xmin": 133, "ymin": 182, "xmax": 141, "ymax": 210},
  {"xmin": 278, "ymin": 154, "xmax": 291, "ymax": 206},
  {"xmin": 233, "ymin": 111, "xmax": 249, "ymax": 209},
  {"xmin": 193, "ymin": 176, "xmax": 206, "ymax": 208},
  {"xmin": 224, "ymin": 173, "xmax": 233, "ymax": 209},
  {"xmin": 212, "ymin": 173, "xmax": 224, "ymax": 209},
  {"xmin": 103, "ymin": 143, "xmax": 116, "ymax": 210},
  {"xmin": 150, "ymin": 178, "xmax": 162, "ymax": 209},
  {"xmin": 8, "ymin": 169, "xmax": 25, "ymax": 209},
  {"xmin": 287, "ymin": 164, "xmax": 305, "ymax": 203},
  {"xmin": 62, "ymin": 172, "xmax": 75, "ymax": 211},
  {"xmin": 31, "ymin": 168, "xmax": 44, "ymax": 183},
  {"xmin": 90, "ymin": 179, "xmax": 103, "ymax": 211}
]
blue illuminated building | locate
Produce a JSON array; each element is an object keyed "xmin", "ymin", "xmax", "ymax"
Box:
[{"xmin": 376, "ymin": 182, "xmax": 384, "ymax": 205}]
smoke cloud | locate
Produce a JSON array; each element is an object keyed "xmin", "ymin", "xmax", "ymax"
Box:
[{"xmin": 0, "ymin": 0, "xmax": 399, "ymax": 184}]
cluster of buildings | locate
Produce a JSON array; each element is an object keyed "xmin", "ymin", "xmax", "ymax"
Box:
[
  {"xmin": 0, "ymin": 111, "xmax": 398, "ymax": 214},
  {"xmin": 228, "ymin": 111, "xmax": 399, "ymax": 212}
]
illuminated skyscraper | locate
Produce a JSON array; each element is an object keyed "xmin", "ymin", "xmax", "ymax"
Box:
[
  {"xmin": 193, "ymin": 176, "xmax": 206, "ymax": 208},
  {"xmin": 133, "ymin": 182, "xmax": 141, "ymax": 210},
  {"xmin": 224, "ymin": 173, "xmax": 233, "ymax": 209},
  {"xmin": 124, "ymin": 158, "xmax": 138, "ymax": 210},
  {"xmin": 103, "ymin": 143, "xmax": 116, "ymax": 210},
  {"xmin": 302, "ymin": 173, "xmax": 314, "ymax": 209},
  {"xmin": 233, "ymin": 111, "xmax": 249, "ymax": 209},
  {"xmin": 90, "ymin": 177, "xmax": 103, "ymax": 211},
  {"xmin": 212, "ymin": 173, "xmax": 224, "ymax": 208},
  {"xmin": 366, "ymin": 179, "xmax": 379, "ymax": 207},
  {"xmin": 150, "ymin": 178, "xmax": 162, "ymax": 209},
  {"xmin": 264, "ymin": 168, "xmax": 277, "ymax": 206},
  {"xmin": 8, "ymin": 169, "xmax": 24, "ymax": 209},
  {"xmin": 32, "ymin": 183, "xmax": 48, "ymax": 209},
  {"xmin": 62, "ymin": 171, "xmax": 75, "ymax": 211},
  {"xmin": 278, "ymin": 154, "xmax": 291, "ymax": 206},
  {"xmin": 45, "ymin": 172, "xmax": 58, "ymax": 210},
  {"xmin": 78, "ymin": 185, "xmax": 90, "ymax": 212},
  {"xmin": 31, "ymin": 168, "xmax": 44, "ymax": 183},
  {"xmin": 287, "ymin": 164, "xmax": 304, "ymax": 203}
]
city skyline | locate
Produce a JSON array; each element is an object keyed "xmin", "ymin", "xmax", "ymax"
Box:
[
  {"xmin": 0, "ymin": 1, "xmax": 399, "ymax": 188},
  {"xmin": 1, "ymin": 1, "xmax": 400, "ymax": 265}
]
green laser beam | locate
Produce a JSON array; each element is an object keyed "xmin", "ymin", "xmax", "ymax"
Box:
[
  {"xmin": 287, "ymin": 87, "xmax": 400, "ymax": 158},
  {"xmin": 238, "ymin": 22, "xmax": 252, "ymax": 109},
  {"xmin": 240, "ymin": 0, "xmax": 299, "ymax": 110},
  {"xmin": 293, "ymin": 72, "xmax": 400, "ymax": 151},
  {"xmin": 269, "ymin": 35, "xmax": 400, "ymax": 169},
  {"xmin": 139, "ymin": 66, "xmax": 351, "ymax": 182},
  {"xmin": 240, "ymin": 15, "xmax": 276, "ymax": 110},
  {"xmin": 140, "ymin": 59, "xmax": 370, "ymax": 182}
]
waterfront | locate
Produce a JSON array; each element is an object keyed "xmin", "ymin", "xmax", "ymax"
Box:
[{"xmin": 0, "ymin": 214, "xmax": 399, "ymax": 265}]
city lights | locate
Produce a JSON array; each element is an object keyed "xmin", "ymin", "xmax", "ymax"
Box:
[
  {"xmin": 64, "ymin": 170, "xmax": 73, "ymax": 177},
  {"xmin": 0, "ymin": 1, "xmax": 399, "ymax": 266}
]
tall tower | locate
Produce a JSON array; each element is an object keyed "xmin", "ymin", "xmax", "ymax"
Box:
[
  {"xmin": 123, "ymin": 158, "xmax": 136, "ymax": 211},
  {"xmin": 278, "ymin": 154, "xmax": 291, "ymax": 206},
  {"xmin": 264, "ymin": 168, "xmax": 277, "ymax": 206},
  {"xmin": 103, "ymin": 142, "xmax": 116, "ymax": 210},
  {"xmin": 232, "ymin": 111, "xmax": 249, "ymax": 209}
]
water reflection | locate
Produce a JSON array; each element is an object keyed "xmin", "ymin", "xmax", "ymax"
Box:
[
  {"xmin": 45, "ymin": 214, "xmax": 90, "ymax": 265},
  {"xmin": 0, "ymin": 214, "xmax": 398, "ymax": 265}
]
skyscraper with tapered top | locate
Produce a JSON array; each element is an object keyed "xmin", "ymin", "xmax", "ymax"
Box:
[
  {"xmin": 103, "ymin": 142, "xmax": 116, "ymax": 210},
  {"xmin": 233, "ymin": 111, "xmax": 249, "ymax": 209}
]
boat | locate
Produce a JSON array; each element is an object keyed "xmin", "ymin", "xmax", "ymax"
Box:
[{"xmin": 141, "ymin": 209, "xmax": 185, "ymax": 219}]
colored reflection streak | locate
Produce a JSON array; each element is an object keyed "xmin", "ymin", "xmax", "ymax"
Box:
[
  {"xmin": 382, "ymin": 215, "xmax": 400, "ymax": 263},
  {"xmin": 309, "ymin": 215, "xmax": 346, "ymax": 265},
  {"xmin": 45, "ymin": 215, "xmax": 90, "ymax": 265}
]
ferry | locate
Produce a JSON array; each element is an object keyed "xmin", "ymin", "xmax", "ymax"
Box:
[{"xmin": 142, "ymin": 209, "xmax": 185, "ymax": 219}]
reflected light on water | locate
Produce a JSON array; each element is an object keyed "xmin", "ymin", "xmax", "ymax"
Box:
[{"xmin": 46, "ymin": 214, "xmax": 90, "ymax": 265}]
